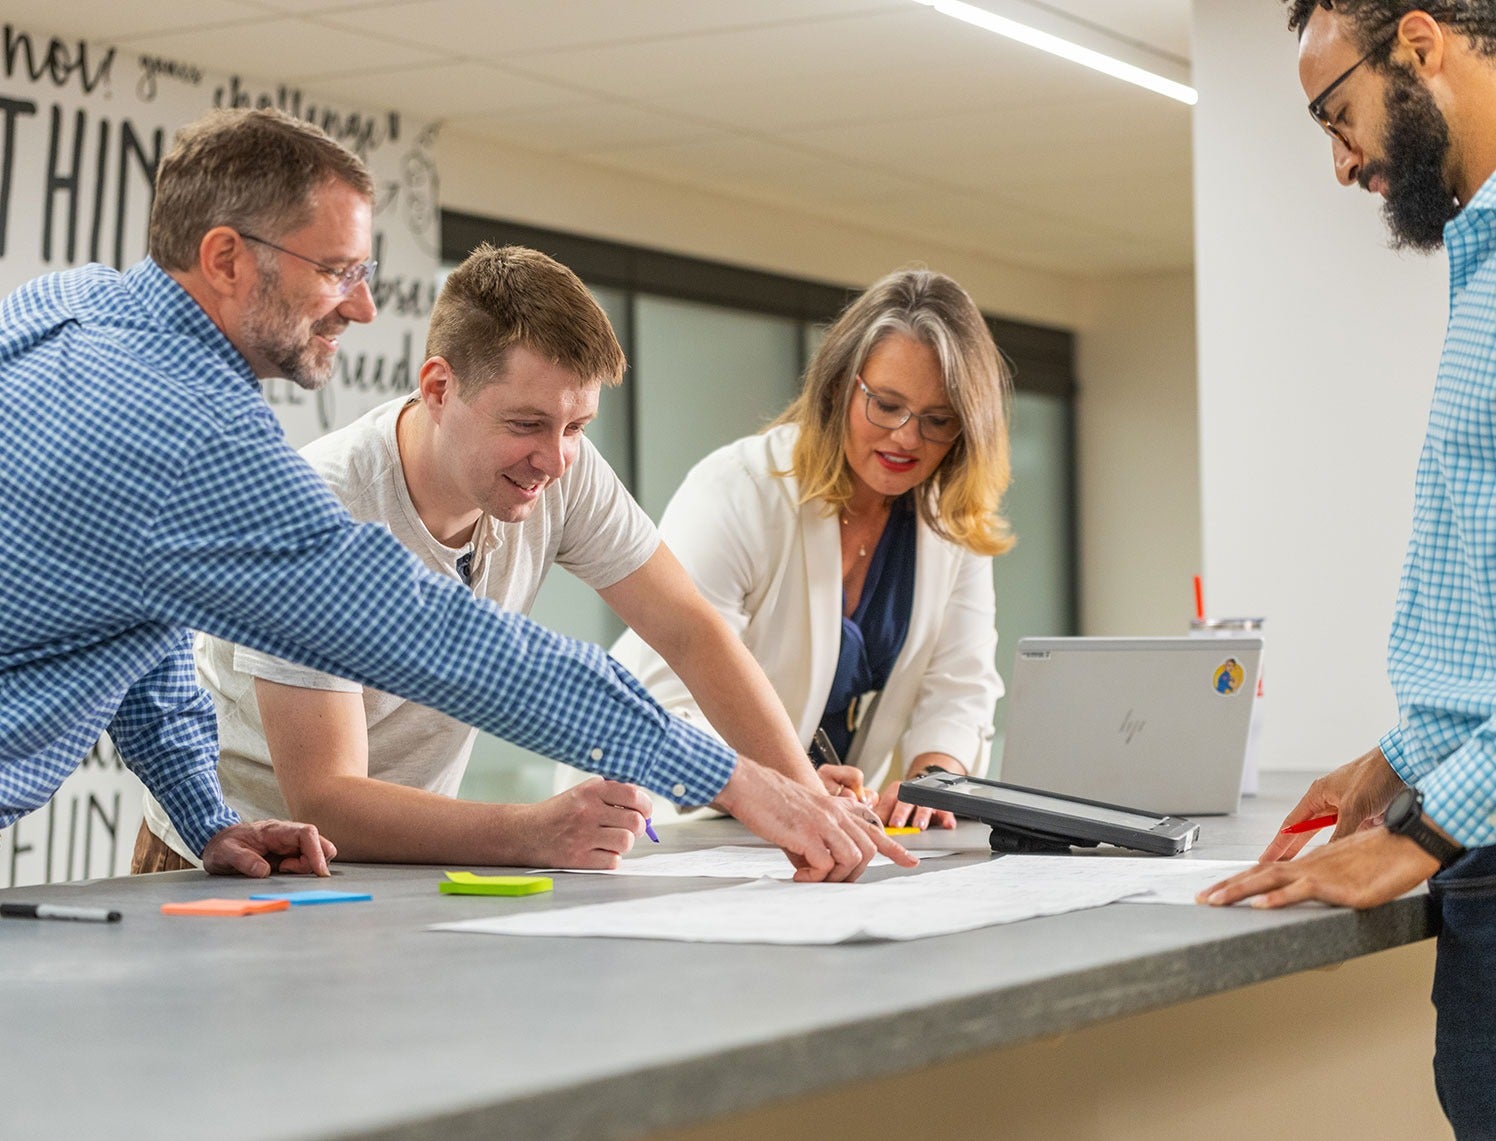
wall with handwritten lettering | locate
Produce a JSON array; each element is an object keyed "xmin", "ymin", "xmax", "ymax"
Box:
[{"xmin": 0, "ymin": 22, "xmax": 441, "ymax": 887}]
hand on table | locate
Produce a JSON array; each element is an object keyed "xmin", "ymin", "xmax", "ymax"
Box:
[
  {"xmin": 201, "ymin": 820, "xmax": 336, "ymax": 877},
  {"xmin": 1198, "ymin": 826, "xmax": 1440, "ymax": 910},
  {"xmin": 716, "ymin": 758, "xmax": 917, "ymax": 882}
]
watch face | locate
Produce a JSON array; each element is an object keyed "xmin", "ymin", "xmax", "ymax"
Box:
[{"xmin": 1385, "ymin": 787, "xmax": 1420, "ymax": 833}]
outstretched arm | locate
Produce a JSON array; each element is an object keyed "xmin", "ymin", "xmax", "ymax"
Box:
[
  {"xmin": 256, "ymin": 678, "xmax": 650, "ymax": 868},
  {"xmin": 601, "ymin": 545, "xmax": 823, "ymax": 792}
]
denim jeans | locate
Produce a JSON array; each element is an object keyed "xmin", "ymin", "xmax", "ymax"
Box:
[{"xmin": 1430, "ymin": 845, "xmax": 1496, "ymax": 1140}]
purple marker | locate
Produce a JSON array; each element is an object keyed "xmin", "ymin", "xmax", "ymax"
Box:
[{"xmin": 644, "ymin": 817, "xmax": 660, "ymax": 843}]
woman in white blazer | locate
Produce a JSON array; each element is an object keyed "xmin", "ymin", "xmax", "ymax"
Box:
[{"xmin": 613, "ymin": 268, "xmax": 1012, "ymax": 830}]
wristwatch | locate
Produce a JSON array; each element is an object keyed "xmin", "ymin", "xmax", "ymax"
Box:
[{"xmin": 1383, "ymin": 787, "xmax": 1465, "ymax": 869}]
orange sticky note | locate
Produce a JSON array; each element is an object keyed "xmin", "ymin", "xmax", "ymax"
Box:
[{"xmin": 160, "ymin": 898, "xmax": 291, "ymax": 917}]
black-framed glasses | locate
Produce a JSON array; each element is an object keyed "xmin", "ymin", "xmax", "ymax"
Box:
[
  {"xmin": 240, "ymin": 232, "xmax": 377, "ymax": 297},
  {"xmin": 855, "ymin": 376, "xmax": 962, "ymax": 444},
  {"xmin": 1307, "ymin": 26, "xmax": 1398, "ymax": 147}
]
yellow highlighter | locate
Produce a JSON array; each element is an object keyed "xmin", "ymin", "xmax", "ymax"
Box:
[{"xmin": 884, "ymin": 826, "xmax": 922, "ymax": 836}]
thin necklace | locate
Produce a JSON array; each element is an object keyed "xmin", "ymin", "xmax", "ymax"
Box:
[
  {"xmin": 841, "ymin": 500, "xmax": 888, "ymax": 559},
  {"xmin": 841, "ymin": 513, "xmax": 868, "ymax": 559}
]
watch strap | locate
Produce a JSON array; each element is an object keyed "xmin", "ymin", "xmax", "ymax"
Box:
[{"xmin": 1386, "ymin": 788, "xmax": 1464, "ymax": 868}]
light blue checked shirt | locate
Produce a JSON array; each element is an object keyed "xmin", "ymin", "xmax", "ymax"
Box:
[
  {"xmin": 0, "ymin": 260, "xmax": 736, "ymax": 854},
  {"xmin": 1379, "ymin": 172, "xmax": 1496, "ymax": 850}
]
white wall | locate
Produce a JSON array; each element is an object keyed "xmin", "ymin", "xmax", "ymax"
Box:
[
  {"xmin": 1076, "ymin": 270, "xmax": 1201, "ymax": 637},
  {"xmin": 436, "ymin": 130, "xmax": 1092, "ymax": 331},
  {"xmin": 1193, "ymin": 0, "xmax": 1448, "ymax": 770}
]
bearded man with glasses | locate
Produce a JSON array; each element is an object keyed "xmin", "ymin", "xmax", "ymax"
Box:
[{"xmin": 1200, "ymin": 5, "xmax": 1496, "ymax": 1135}]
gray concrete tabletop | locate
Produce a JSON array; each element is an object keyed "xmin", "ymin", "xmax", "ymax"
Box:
[{"xmin": 0, "ymin": 773, "xmax": 1434, "ymax": 1141}]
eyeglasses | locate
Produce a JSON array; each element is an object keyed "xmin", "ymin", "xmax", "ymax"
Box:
[
  {"xmin": 855, "ymin": 376, "xmax": 962, "ymax": 444},
  {"xmin": 240, "ymin": 232, "xmax": 377, "ymax": 297},
  {"xmin": 1307, "ymin": 26, "xmax": 1398, "ymax": 147}
]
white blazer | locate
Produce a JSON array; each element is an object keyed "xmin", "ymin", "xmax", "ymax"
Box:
[{"xmin": 612, "ymin": 423, "xmax": 1001, "ymax": 793}]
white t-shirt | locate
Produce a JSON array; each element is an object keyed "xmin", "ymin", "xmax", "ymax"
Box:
[{"xmin": 144, "ymin": 393, "xmax": 658, "ymax": 860}]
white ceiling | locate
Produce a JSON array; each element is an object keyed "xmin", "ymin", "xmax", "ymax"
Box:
[{"xmin": 7, "ymin": 0, "xmax": 1194, "ymax": 276}]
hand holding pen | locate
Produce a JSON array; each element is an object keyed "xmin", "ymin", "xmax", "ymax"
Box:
[
  {"xmin": 1258, "ymin": 746, "xmax": 1407, "ymax": 863},
  {"xmin": 809, "ymin": 728, "xmax": 876, "ymax": 806}
]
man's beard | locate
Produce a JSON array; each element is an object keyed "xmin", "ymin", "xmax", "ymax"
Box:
[
  {"xmin": 242, "ymin": 262, "xmax": 341, "ymax": 391},
  {"xmin": 1368, "ymin": 63, "xmax": 1460, "ymax": 251}
]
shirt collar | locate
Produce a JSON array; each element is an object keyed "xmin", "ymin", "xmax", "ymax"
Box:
[{"xmin": 123, "ymin": 258, "xmax": 263, "ymax": 395}]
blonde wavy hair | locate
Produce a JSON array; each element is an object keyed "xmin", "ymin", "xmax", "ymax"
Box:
[{"xmin": 773, "ymin": 268, "xmax": 1014, "ymax": 557}]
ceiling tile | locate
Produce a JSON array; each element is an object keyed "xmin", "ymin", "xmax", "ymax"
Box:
[
  {"xmin": 1034, "ymin": 0, "xmax": 1193, "ymax": 61},
  {"xmin": 451, "ymin": 102, "xmax": 720, "ymax": 155},
  {"xmin": 505, "ymin": 7, "xmax": 1117, "ymax": 111},
  {"xmin": 110, "ymin": 15, "xmax": 444, "ymax": 84},
  {"xmin": 307, "ymin": 62, "xmax": 588, "ymax": 119},
  {"xmin": 3, "ymin": 0, "xmax": 265, "ymax": 43},
  {"xmin": 0, "ymin": 0, "xmax": 1199, "ymax": 278},
  {"xmin": 313, "ymin": 0, "xmax": 910, "ymax": 59}
]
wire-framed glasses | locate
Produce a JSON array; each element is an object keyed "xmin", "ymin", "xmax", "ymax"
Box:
[
  {"xmin": 240, "ymin": 232, "xmax": 377, "ymax": 296},
  {"xmin": 855, "ymin": 376, "xmax": 962, "ymax": 444}
]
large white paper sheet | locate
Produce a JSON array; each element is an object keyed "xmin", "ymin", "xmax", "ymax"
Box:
[
  {"xmin": 545, "ymin": 845, "xmax": 955, "ymax": 880},
  {"xmin": 431, "ymin": 859, "xmax": 1153, "ymax": 944},
  {"xmin": 992, "ymin": 856, "xmax": 1259, "ymax": 906}
]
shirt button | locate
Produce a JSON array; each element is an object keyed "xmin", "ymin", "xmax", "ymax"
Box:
[
  {"xmin": 589, "ymin": 747, "xmax": 603, "ymax": 761},
  {"xmin": 672, "ymin": 783, "xmax": 687, "ymax": 799}
]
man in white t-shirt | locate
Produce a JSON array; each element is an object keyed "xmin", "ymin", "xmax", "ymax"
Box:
[{"xmin": 136, "ymin": 244, "xmax": 875, "ymax": 872}]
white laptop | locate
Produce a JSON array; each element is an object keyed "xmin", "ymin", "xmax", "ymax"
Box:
[{"xmin": 996, "ymin": 636, "xmax": 1263, "ymax": 816}]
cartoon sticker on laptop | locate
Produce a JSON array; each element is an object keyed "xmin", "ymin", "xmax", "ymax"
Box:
[{"xmin": 1213, "ymin": 658, "xmax": 1245, "ymax": 696}]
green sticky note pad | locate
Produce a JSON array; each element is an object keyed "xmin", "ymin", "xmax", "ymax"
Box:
[{"xmin": 440, "ymin": 871, "xmax": 553, "ymax": 896}]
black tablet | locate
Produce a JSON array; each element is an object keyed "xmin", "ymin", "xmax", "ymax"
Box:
[{"xmin": 899, "ymin": 771, "xmax": 1199, "ymax": 856}]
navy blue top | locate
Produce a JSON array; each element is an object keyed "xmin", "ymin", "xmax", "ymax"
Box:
[{"xmin": 818, "ymin": 496, "xmax": 918, "ymax": 760}]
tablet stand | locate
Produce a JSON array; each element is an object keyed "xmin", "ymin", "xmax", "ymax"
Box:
[{"xmin": 987, "ymin": 822, "xmax": 1100, "ymax": 855}]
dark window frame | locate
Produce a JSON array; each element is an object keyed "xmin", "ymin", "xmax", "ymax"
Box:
[
  {"xmin": 442, "ymin": 210, "xmax": 1075, "ymax": 399},
  {"xmin": 441, "ymin": 209, "xmax": 1077, "ymax": 630}
]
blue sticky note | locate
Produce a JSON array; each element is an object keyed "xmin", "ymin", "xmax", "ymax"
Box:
[{"xmin": 249, "ymin": 890, "xmax": 372, "ymax": 906}]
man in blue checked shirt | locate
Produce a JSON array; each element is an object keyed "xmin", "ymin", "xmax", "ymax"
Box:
[
  {"xmin": 0, "ymin": 107, "xmax": 913, "ymax": 884},
  {"xmin": 1202, "ymin": 4, "xmax": 1496, "ymax": 1132}
]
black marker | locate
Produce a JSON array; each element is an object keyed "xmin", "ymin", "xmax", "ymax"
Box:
[
  {"xmin": 809, "ymin": 727, "xmax": 842, "ymax": 769},
  {"xmin": 1, "ymin": 902, "xmax": 121, "ymax": 923}
]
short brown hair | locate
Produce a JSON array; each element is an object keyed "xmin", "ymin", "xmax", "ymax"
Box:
[
  {"xmin": 774, "ymin": 268, "xmax": 1014, "ymax": 557},
  {"xmin": 149, "ymin": 108, "xmax": 374, "ymax": 272},
  {"xmin": 426, "ymin": 244, "xmax": 626, "ymax": 390}
]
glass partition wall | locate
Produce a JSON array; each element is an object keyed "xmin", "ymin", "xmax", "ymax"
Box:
[{"xmin": 441, "ymin": 213, "xmax": 1075, "ymax": 802}]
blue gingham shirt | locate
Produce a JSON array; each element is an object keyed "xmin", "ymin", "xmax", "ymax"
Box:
[
  {"xmin": 1379, "ymin": 172, "xmax": 1496, "ymax": 849},
  {"xmin": 0, "ymin": 260, "xmax": 735, "ymax": 854}
]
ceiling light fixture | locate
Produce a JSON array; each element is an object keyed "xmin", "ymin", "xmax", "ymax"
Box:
[{"xmin": 913, "ymin": 0, "xmax": 1198, "ymax": 106}]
